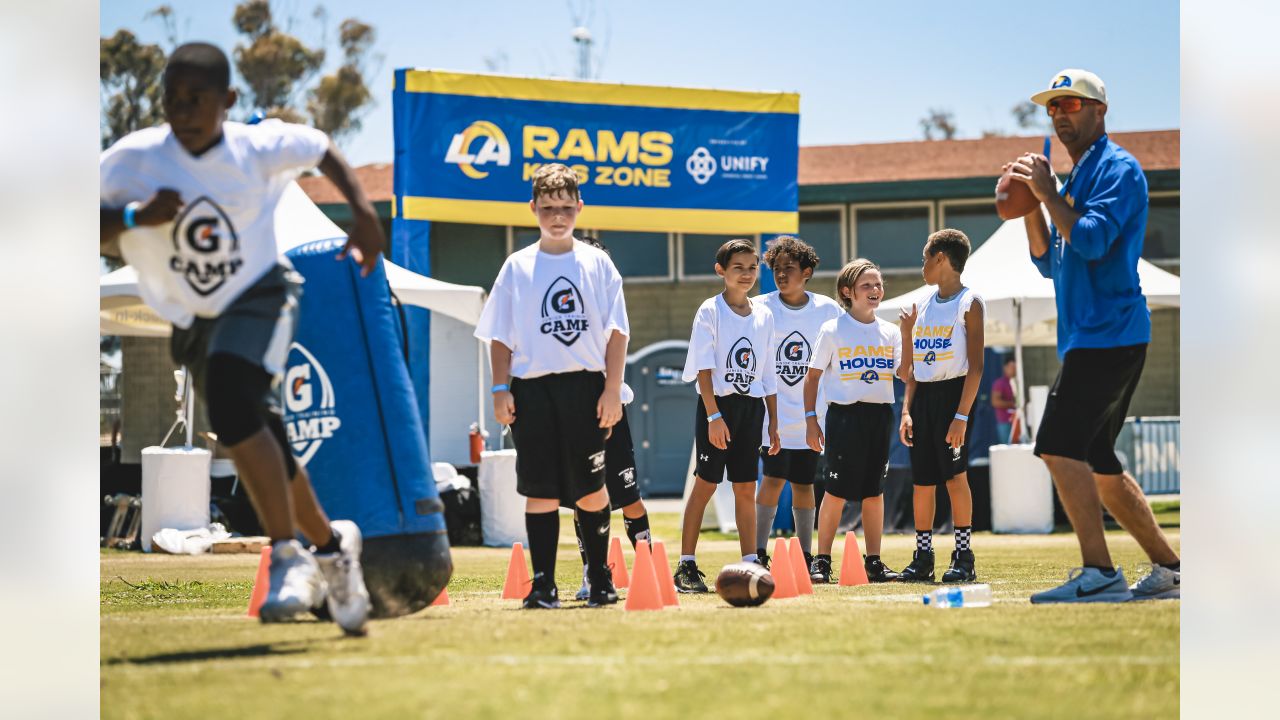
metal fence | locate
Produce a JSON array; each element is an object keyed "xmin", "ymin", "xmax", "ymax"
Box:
[{"xmin": 1116, "ymin": 416, "xmax": 1180, "ymax": 495}]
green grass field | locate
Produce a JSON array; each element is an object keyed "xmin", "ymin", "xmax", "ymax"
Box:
[{"xmin": 101, "ymin": 510, "xmax": 1179, "ymax": 720}]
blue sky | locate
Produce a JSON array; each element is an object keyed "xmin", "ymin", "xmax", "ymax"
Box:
[{"xmin": 101, "ymin": 1, "xmax": 1179, "ymax": 166}]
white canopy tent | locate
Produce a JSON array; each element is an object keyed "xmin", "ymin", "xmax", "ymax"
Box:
[{"xmin": 875, "ymin": 214, "xmax": 1181, "ymax": 438}]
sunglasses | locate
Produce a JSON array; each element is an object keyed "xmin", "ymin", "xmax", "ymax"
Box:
[{"xmin": 1046, "ymin": 97, "xmax": 1100, "ymax": 117}]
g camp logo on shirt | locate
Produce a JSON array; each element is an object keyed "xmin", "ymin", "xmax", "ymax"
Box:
[
  {"xmin": 913, "ymin": 326, "xmax": 955, "ymax": 366},
  {"xmin": 725, "ymin": 337, "xmax": 757, "ymax": 394},
  {"xmin": 775, "ymin": 331, "xmax": 811, "ymax": 387},
  {"xmin": 836, "ymin": 345, "xmax": 895, "ymax": 384},
  {"xmin": 170, "ymin": 196, "xmax": 242, "ymax": 296},
  {"xmin": 540, "ymin": 276, "xmax": 589, "ymax": 346}
]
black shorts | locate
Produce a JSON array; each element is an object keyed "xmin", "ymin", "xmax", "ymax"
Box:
[
  {"xmin": 509, "ymin": 371, "xmax": 607, "ymax": 504},
  {"xmin": 604, "ymin": 407, "xmax": 642, "ymax": 510},
  {"xmin": 908, "ymin": 376, "xmax": 974, "ymax": 486},
  {"xmin": 759, "ymin": 448, "xmax": 820, "ymax": 485},
  {"xmin": 694, "ymin": 393, "xmax": 765, "ymax": 484},
  {"xmin": 823, "ymin": 402, "xmax": 893, "ymax": 500},
  {"xmin": 1035, "ymin": 344, "xmax": 1146, "ymax": 475}
]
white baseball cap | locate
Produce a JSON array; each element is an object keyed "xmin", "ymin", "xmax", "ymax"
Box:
[{"xmin": 1030, "ymin": 69, "xmax": 1107, "ymax": 106}]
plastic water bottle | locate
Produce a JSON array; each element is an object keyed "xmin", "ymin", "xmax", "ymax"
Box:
[{"xmin": 922, "ymin": 583, "xmax": 992, "ymax": 608}]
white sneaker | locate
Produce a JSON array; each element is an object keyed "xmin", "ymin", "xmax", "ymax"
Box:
[
  {"xmin": 1129, "ymin": 563, "xmax": 1180, "ymax": 600},
  {"xmin": 574, "ymin": 564, "xmax": 591, "ymax": 601},
  {"xmin": 1030, "ymin": 567, "xmax": 1133, "ymax": 604},
  {"xmin": 260, "ymin": 539, "xmax": 326, "ymax": 623},
  {"xmin": 315, "ymin": 520, "xmax": 371, "ymax": 635}
]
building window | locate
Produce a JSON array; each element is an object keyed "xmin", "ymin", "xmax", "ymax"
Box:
[
  {"xmin": 852, "ymin": 205, "xmax": 932, "ymax": 270},
  {"xmin": 681, "ymin": 233, "xmax": 748, "ymax": 277},
  {"xmin": 593, "ymin": 230, "xmax": 670, "ymax": 279},
  {"xmin": 940, "ymin": 202, "xmax": 1002, "ymax": 253},
  {"xmin": 795, "ymin": 208, "xmax": 844, "ymax": 274},
  {"xmin": 1144, "ymin": 195, "xmax": 1179, "ymax": 263},
  {"xmin": 429, "ymin": 222, "xmax": 507, "ymax": 289}
]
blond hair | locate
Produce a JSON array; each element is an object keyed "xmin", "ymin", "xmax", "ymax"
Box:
[
  {"xmin": 531, "ymin": 163, "xmax": 581, "ymax": 201},
  {"xmin": 835, "ymin": 258, "xmax": 880, "ymax": 310}
]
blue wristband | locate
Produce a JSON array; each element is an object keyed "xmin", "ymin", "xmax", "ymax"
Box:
[
  {"xmin": 804, "ymin": 410, "xmax": 818, "ymax": 418},
  {"xmin": 491, "ymin": 384, "xmax": 510, "ymax": 394},
  {"xmin": 707, "ymin": 412, "xmax": 723, "ymax": 422},
  {"xmin": 954, "ymin": 413, "xmax": 969, "ymax": 422},
  {"xmin": 122, "ymin": 202, "xmax": 140, "ymax": 229}
]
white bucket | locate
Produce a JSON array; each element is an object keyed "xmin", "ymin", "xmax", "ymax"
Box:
[
  {"xmin": 141, "ymin": 446, "xmax": 211, "ymax": 551},
  {"xmin": 478, "ymin": 449, "xmax": 526, "ymax": 547},
  {"xmin": 989, "ymin": 444, "xmax": 1054, "ymax": 534}
]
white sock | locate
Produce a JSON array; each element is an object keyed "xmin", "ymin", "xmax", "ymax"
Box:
[
  {"xmin": 679, "ymin": 554, "xmax": 696, "ymax": 563},
  {"xmin": 742, "ymin": 553, "xmax": 758, "ymax": 563}
]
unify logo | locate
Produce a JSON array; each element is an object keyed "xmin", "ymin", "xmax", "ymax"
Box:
[
  {"xmin": 283, "ymin": 342, "xmax": 342, "ymax": 467},
  {"xmin": 725, "ymin": 337, "xmax": 757, "ymax": 394},
  {"xmin": 540, "ymin": 276, "xmax": 589, "ymax": 346},
  {"xmin": 444, "ymin": 120, "xmax": 510, "ymax": 179},
  {"xmin": 775, "ymin": 331, "xmax": 811, "ymax": 387},
  {"xmin": 685, "ymin": 147, "xmax": 717, "ymax": 185},
  {"xmin": 170, "ymin": 196, "xmax": 241, "ymax": 296}
]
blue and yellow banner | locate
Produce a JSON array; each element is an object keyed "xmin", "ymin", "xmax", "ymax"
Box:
[{"xmin": 391, "ymin": 70, "xmax": 800, "ymax": 234}]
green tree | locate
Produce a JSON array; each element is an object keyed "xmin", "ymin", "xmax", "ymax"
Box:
[
  {"xmin": 232, "ymin": 0, "xmax": 325, "ymax": 124},
  {"xmin": 99, "ymin": 29, "xmax": 166, "ymax": 149},
  {"xmin": 919, "ymin": 108, "xmax": 958, "ymax": 141},
  {"xmin": 307, "ymin": 19, "xmax": 379, "ymax": 143}
]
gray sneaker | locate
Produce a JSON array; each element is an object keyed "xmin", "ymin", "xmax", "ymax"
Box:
[
  {"xmin": 1129, "ymin": 563, "xmax": 1180, "ymax": 600},
  {"xmin": 574, "ymin": 564, "xmax": 591, "ymax": 601},
  {"xmin": 315, "ymin": 520, "xmax": 371, "ymax": 635},
  {"xmin": 1030, "ymin": 567, "xmax": 1133, "ymax": 604},
  {"xmin": 260, "ymin": 539, "xmax": 326, "ymax": 622}
]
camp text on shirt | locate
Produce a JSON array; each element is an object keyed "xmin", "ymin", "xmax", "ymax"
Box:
[
  {"xmin": 474, "ymin": 241, "xmax": 630, "ymax": 379},
  {"xmin": 99, "ymin": 120, "xmax": 330, "ymax": 328},
  {"xmin": 911, "ymin": 287, "xmax": 984, "ymax": 383},
  {"xmin": 810, "ymin": 314, "xmax": 902, "ymax": 405},
  {"xmin": 754, "ymin": 291, "xmax": 842, "ymax": 449},
  {"xmin": 681, "ymin": 294, "xmax": 777, "ymax": 398}
]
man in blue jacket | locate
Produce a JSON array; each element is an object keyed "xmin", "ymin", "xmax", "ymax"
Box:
[{"xmin": 1008, "ymin": 69, "xmax": 1180, "ymax": 604}]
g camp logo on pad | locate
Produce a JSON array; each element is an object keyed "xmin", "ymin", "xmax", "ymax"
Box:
[
  {"xmin": 444, "ymin": 120, "xmax": 510, "ymax": 179},
  {"xmin": 283, "ymin": 343, "xmax": 342, "ymax": 467},
  {"xmin": 170, "ymin": 196, "xmax": 241, "ymax": 296},
  {"xmin": 540, "ymin": 276, "xmax": 589, "ymax": 346},
  {"xmin": 775, "ymin": 330, "xmax": 811, "ymax": 387},
  {"xmin": 725, "ymin": 337, "xmax": 757, "ymax": 394}
]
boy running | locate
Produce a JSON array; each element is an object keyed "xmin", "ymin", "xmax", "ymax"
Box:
[
  {"xmin": 674, "ymin": 240, "xmax": 780, "ymax": 593},
  {"xmin": 99, "ymin": 43, "xmax": 375, "ymax": 634},
  {"xmin": 752, "ymin": 236, "xmax": 841, "ymax": 569},
  {"xmin": 804, "ymin": 259, "xmax": 901, "ymax": 583},
  {"xmin": 897, "ymin": 229, "xmax": 984, "ymax": 584},
  {"xmin": 474, "ymin": 164, "xmax": 630, "ymax": 609}
]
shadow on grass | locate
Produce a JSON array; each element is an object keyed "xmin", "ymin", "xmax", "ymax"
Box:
[{"xmin": 104, "ymin": 640, "xmax": 322, "ymax": 666}]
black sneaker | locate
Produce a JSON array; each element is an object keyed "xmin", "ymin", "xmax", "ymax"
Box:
[
  {"xmin": 864, "ymin": 555, "xmax": 900, "ymax": 583},
  {"xmin": 522, "ymin": 572, "xmax": 561, "ymax": 609},
  {"xmin": 586, "ymin": 565, "xmax": 619, "ymax": 607},
  {"xmin": 803, "ymin": 551, "xmax": 814, "ymax": 570},
  {"xmin": 755, "ymin": 548, "xmax": 770, "ymax": 570},
  {"xmin": 809, "ymin": 555, "xmax": 833, "ymax": 584},
  {"xmin": 897, "ymin": 549, "xmax": 935, "ymax": 583},
  {"xmin": 941, "ymin": 549, "xmax": 977, "ymax": 583},
  {"xmin": 673, "ymin": 560, "xmax": 708, "ymax": 593}
]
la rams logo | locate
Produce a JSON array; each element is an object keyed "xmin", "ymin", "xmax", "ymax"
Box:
[
  {"xmin": 859, "ymin": 369, "xmax": 880, "ymax": 385},
  {"xmin": 170, "ymin": 196, "xmax": 242, "ymax": 296},
  {"xmin": 540, "ymin": 276, "xmax": 589, "ymax": 346},
  {"xmin": 923, "ymin": 350, "xmax": 937, "ymax": 366},
  {"xmin": 1051, "ymin": 75, "xmax": 1073, "ymax": 89},
  {"xmin": 283, "ymin": 342, "xmax": 342, "ymax": 467},
  {"xmin": 444, "ymin": 120, "xmax": 510, "ymax": 179},
  {"xmin": 725, "ymin": 337, "xmax": 757, "ymax": 394},
  {"xmin": 775, "ymin": 330, "xmax": 811, "ymax": 387}
]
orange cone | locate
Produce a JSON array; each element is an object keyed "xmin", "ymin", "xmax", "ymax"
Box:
[
  {"xmin": 788, "ymin": 537, "xmax": 814, "ymax": 595},
  {"xmin": 651, "ymin": 540, "xmax": 680, "ymax": 607},
  {"xmin": 608, "ymin": 536, "xmax": 630, "ymax": 589},
  {"xmin": 431, "ymin": 587, "xmax": 450, "ymax": 607},
  {"xmin": 839, "ymin": 531, "xmax": 870, "ymax": 587},
  {"xmin": 501, "ymin": 542, "xmax": 532, "ymax": 599},
  {"xmin": 770, "ymin": 537, "xmax": 798, "ymax": 599},
  {"xmin": 624, "ymin": 540, "xmax": 663, "ymax": 611},
  {"xmin": 246, "ymin": 546, "xmax": 271, "ymax": 617}
]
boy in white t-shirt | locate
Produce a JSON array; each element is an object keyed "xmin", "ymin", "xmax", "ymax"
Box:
[
  {"xmin": 897, "ymin": 229, "xmax": 985, "ymax": 583},
  {"xmin": 99, "ymin": 43, "xmax": 378, "ymax": 634},
  {"xmin": 804, "ymin": 259, "xmax": 902, "ymax": 583},
  {"xmin": 474, "ymin": 164, "xmax": 630, "ymax": 609},
  {"xmin": 674, "ymin": 240, "xmax": 781, "ymax": 593},
  {"xmin": 752, "ymin": 236, "xmax": 841, "ymax": 570}
]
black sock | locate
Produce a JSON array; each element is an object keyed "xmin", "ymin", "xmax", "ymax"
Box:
[
  {"xmin": 866, "ymin": 554, "xmax": 879, "ymax": 562},
  {"xmin": 954, "ymin": 525, "xmax": 972, "ymax": 552},
  {"xmin": 1160, "ymin": 561, "xmax": 1180, "ymax": 572},
  {"xmin": 315, "ymin": 526, "xmax": 342, "ymax": 555},
  {"xmin": 573, "ymin": 513, "xmax": 588, "ymax": 566},
  {"xmin": 1086, "ymin": 565, "xmax": 1118, "ymax": 578},
  {"xmin": 623, "ymin": 513, "xmax": 651, "ymax": 548},
  {"xmin": 578, "ymin": 507, "xmax": 612, "ymax": 577},
  {"xmin": 525, "ymin": 511, "xmax": 559, "ymax": 582},
  {"xmin": 915, "ymin": 530, "xmax": 933, "ymax": 553}
]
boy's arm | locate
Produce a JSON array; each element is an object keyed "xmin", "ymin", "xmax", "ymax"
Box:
[
  {"xmin": 947, "ymin": 300, "xmax": 986, "ymax": 449},
  {"xmin": 317, "ymin": 144, "xmax": 384, "ymax": 277},
  {"xmin": 764, "ymin": 394, "xmax": 781, "ymax": 455},
  {"xmin": 597, "ymin": 329, "xmax": 628, "ymax": 428},
  {"xmin": 803, "ymin": 368, "xmax": 824, "ymax": 452},
  {"xmin": 899, "ymin": 374, "xmax": 916, "ymax": 447},
  {"xmin": 100, "ymin": 189, "xmax": 184, "ymax": 255},
  {"xmin": 698, "ymin": 369, "xmax": 731, "ymax": 451},
  {"xmin": 490, "ymin": 340, "xmax": 515, "ymax": 425}
]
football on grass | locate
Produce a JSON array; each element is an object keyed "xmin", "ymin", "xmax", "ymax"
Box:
[
  {"xmin": 995, "ymin": 168, "xmax": 1040, "ymax": 220},
  {"xmin": 715, "ymin": 562, "xmax": 775, "ymax": 607}
]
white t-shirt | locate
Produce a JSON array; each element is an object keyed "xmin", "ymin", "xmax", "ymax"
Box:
[
  {"xmin": 753, "ymin": 291, "xmax": 843, "ymax": 449},
  {"xmin": 100, "ymin": 121, "xmax": 330, "ymax": 328},
  {"xmin": 474, "ymin": 241, "xmax": 630, "ymax": 379},
  {"xmin": 682, "ymin": 294, "xmax": 777, "ymax": 398},
  {"xmin": 911, "ymin": 287, "xmax": 984, "ymax": 382},
  {"xmin": 810, "ymin": 313, "xmax": 902, "ymax": 405}
]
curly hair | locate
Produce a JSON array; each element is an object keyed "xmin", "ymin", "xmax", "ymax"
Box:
[
  {"xmin": 924, "ymin": 228, "xmax": 971, "ymax": 273},
  {"xmin": 762, "ymin": 235, "xmax": 820, "ymax": 272},
  {"xmin": 531, "ymin": 163, "xmax": 581, "ymax": 201}
]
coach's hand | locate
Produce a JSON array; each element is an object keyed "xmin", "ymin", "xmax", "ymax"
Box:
[
  {"xmin": 494, "ymin": 390, "xmax": 516, "ymax": 425},
  {"xmin": 767, "ymin": 424, "xmax": 781, "ymax": 456},
  {"xmin": 708, "ymin": 417, "xmax": 730, "ymax": 451},
  {"xmin": 1009, "ymin": 153, "xmax": 1057, "ymax": 203},
  {"xmin": 806, "ymin": 417, "xmax": 825, "ymax": 453},
  {"xmin": 899, "ymin": 412, "xmax": 914, "ymax": 447},
  {"xmin": 946, "ymin": 418, "xmax": 966, "ymax": 450},
  {"xmin": 138, "ymin": 188, "xmax": 184, "ymax": 226},
  {"xmin": 597, "ymin": 389, "xmax": 622, "ymax": 429}
]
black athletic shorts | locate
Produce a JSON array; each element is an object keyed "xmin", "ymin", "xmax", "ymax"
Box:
[
  {"xmin": 823, "ymin": 402, "xmax": 893, "ymax": 500},
  {"xmin": 509, "ymin": 370, "xmax": 607, "ymax": 504},
  {"xmin": 759, "ymin": 448, "xmax": 820, "ymax": 485},
  {"xmin": 604, "ymin": 407, "xmax": 642, "ymax": 510},
  {"xmin": 1034, "ymin": 344, "xmax": 1146, "ymax": 475},
  {"xmin": 694, "ymin": 393, "xmax": 765, "ymax": 484},
  {"xmin": 908, "ymin": 376, "xmax": 974, "ymax": 486}
]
